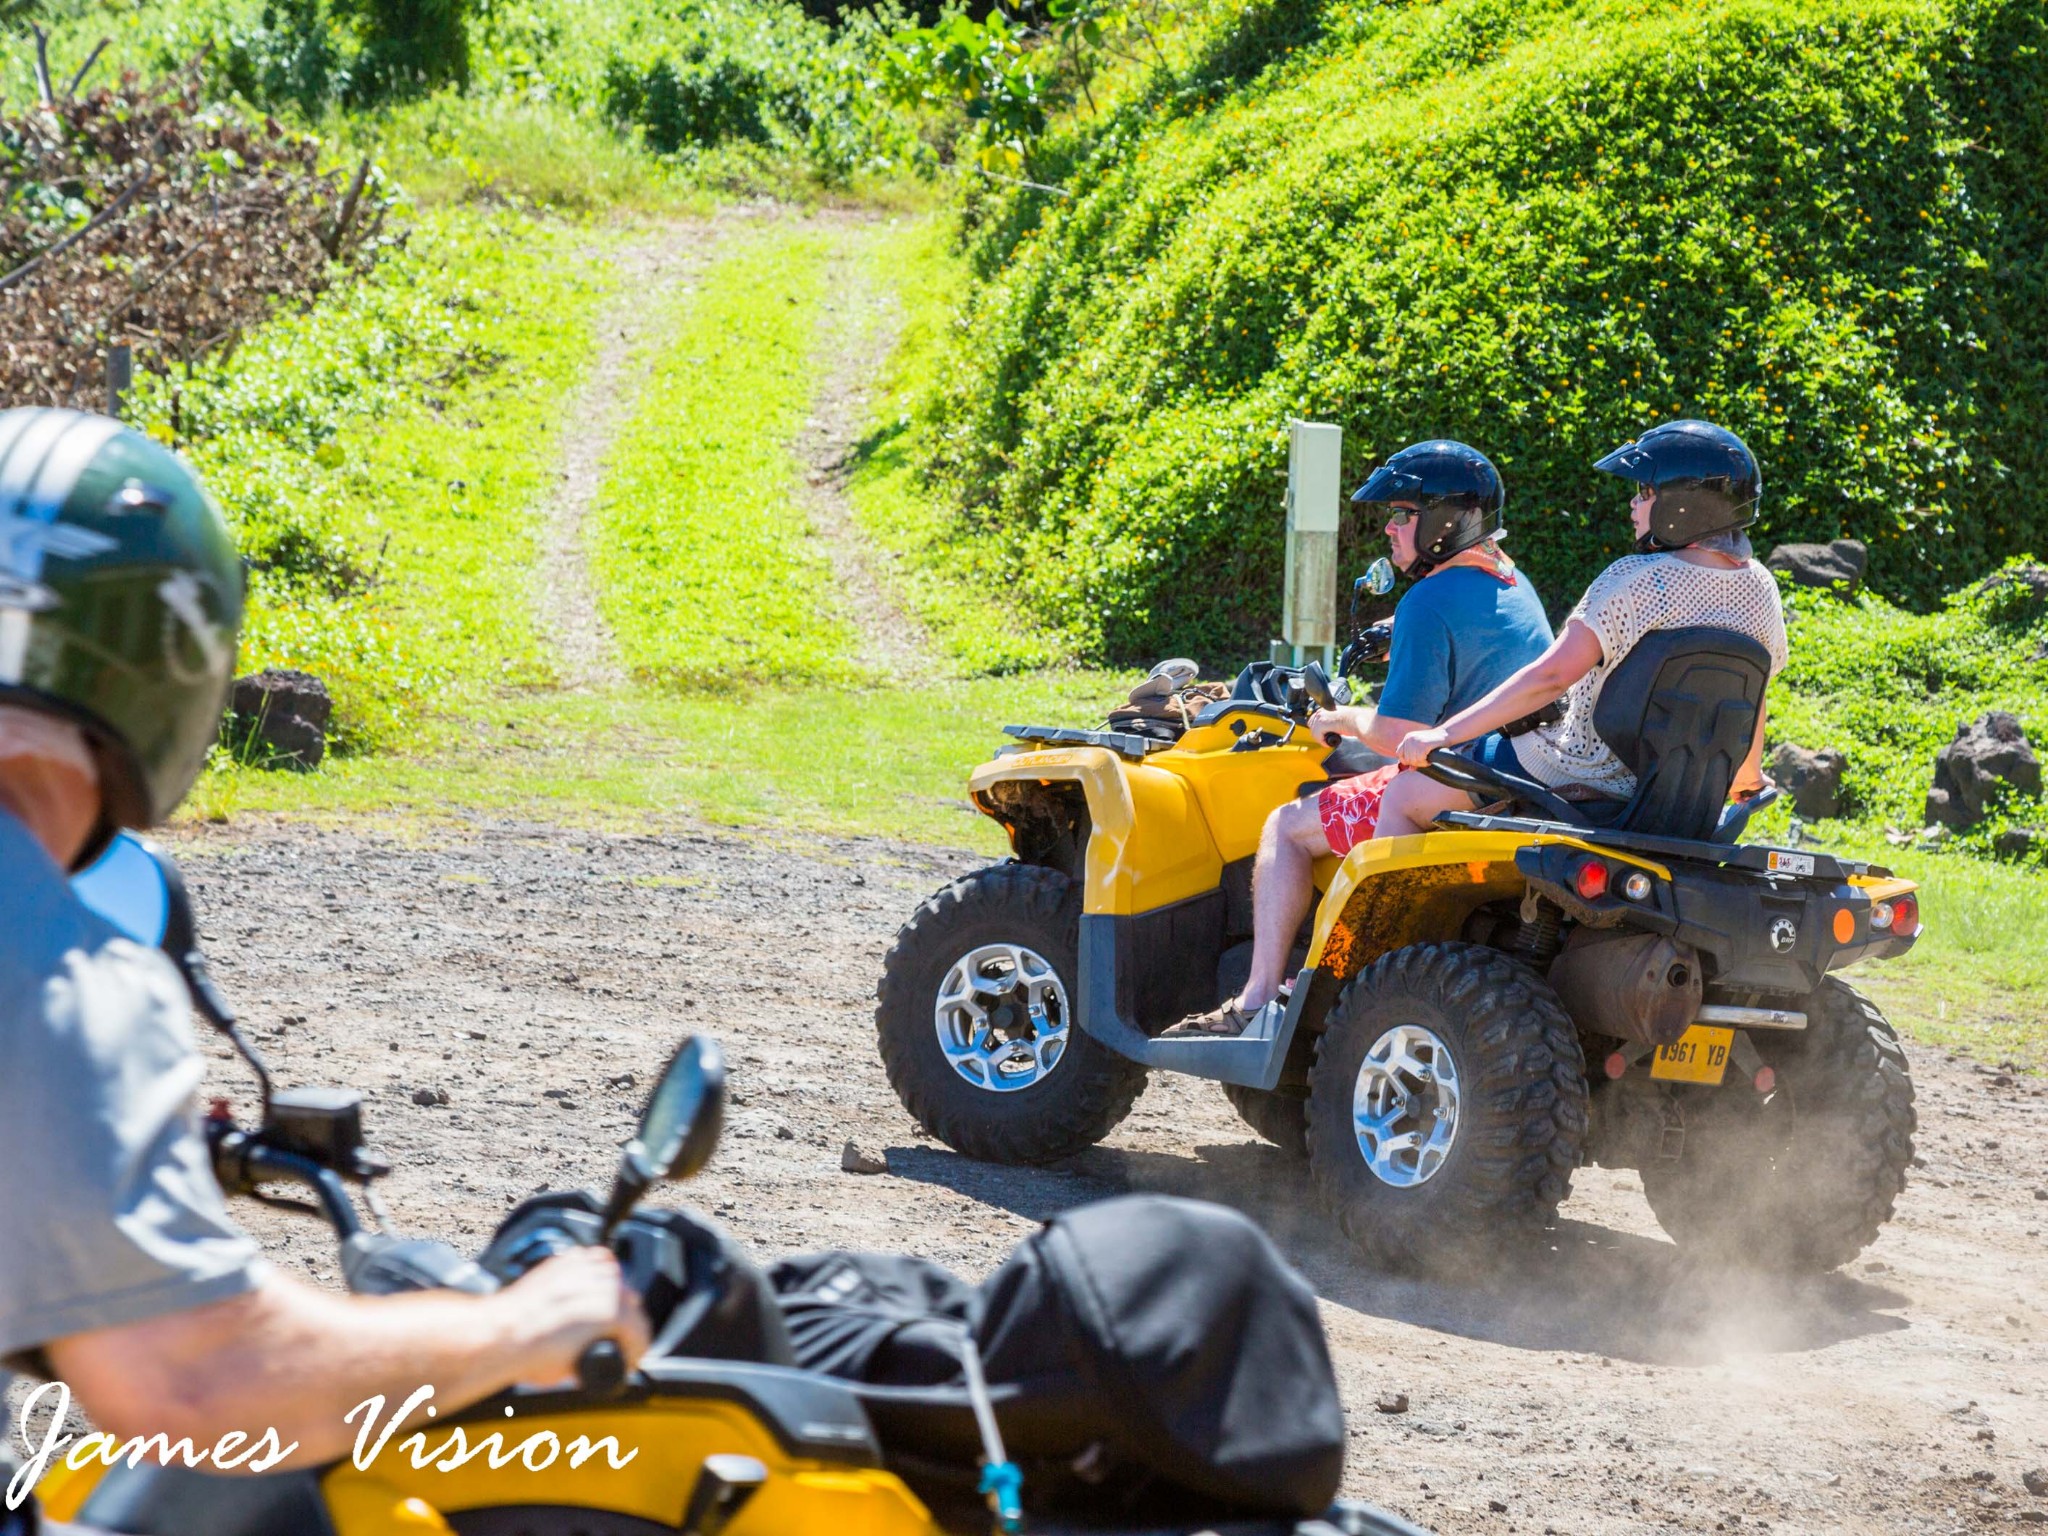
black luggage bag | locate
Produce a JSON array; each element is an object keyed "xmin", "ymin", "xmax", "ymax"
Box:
[{"xmin": 770, "ymin": 1195, "xmax": 1346, "ymax": 1524}]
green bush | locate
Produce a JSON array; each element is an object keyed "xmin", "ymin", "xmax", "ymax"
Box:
[
  {"xmin": 922, "ymin": 0, "xmax": 2048, "ymax": 664},
  {"xmin": 7, "ymin": 0, "xmax": 916, "ymax": 184},
  {"xmin": 1769, "ymin": 558, "xmax": 2048, "ymax": 860},
  {"xmin": 584, "ymin": 0, "xmax": 915, "ymax": 181},
  {"xmin": 345, "ymin": 0, "xmax": 470, "ymax": 100},
  {"xmin": 201, "ymin": 0, "xmax": 469, "ymax": 110}
]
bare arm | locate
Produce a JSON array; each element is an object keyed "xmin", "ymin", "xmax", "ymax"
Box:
[
  {"xmin": 1394, "ymin": 620, "xmax": 1603, "ymax": 766},
  {"xmin": 1308, "ymin": 706, "xmax": 1423, "ymax": 758},
  {"xmin": 46, "ymin": 1246, "xmax": 647, "ymax": 1466}
]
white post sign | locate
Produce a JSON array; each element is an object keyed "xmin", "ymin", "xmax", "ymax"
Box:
[{"xmin": 1277, "ymin": 419, "xmax": 1342, "ymax": 667}]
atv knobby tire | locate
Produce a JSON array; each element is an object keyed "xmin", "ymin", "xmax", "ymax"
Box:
[
  {"xmin": 1306, "ymin": 942, "xmax": 1587, "ymax": 1273},
  {"xmin": 877, "ymin": 864, "xmax": 1146, "ymax": 1164},
  {"xmin": 1222, "ymin": 1082, "xmax": 1308, "ymax": 1157},
  {"xmin": 1638, "ymin": 977, "xmax": 1915, "ymax": 1272}
]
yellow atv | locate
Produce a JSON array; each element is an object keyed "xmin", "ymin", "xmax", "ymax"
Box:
[
  {"xmin": 876, "ymin": 626, "xmax": 1922, "ymax": 1273},
  {"xmin": 43, "ymin": 836, "xmax": 1425, "ymax": 1536}
]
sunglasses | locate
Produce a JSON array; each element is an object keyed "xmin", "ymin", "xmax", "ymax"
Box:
[
  {"xmin": 1384, "ymin": 507, "xmax": 1419, "ymax": 527},
  {"xmin": 1630, "ymin": 485, "xmax": 1655, "ymax": 506}
]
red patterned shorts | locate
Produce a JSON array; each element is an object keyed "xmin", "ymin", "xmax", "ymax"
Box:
[{"xmin": 1316, "ymin": 764, "xmax": 1404, "ymax": 856}]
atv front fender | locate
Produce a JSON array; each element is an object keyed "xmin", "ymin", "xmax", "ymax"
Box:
[
  {"xmin": 968, "ymin": 747, "xmax": 1222, "ymax": 915},
  {"xmin": 972, "ymin": 748, "xmax": 1309, "ymax": 1089}
]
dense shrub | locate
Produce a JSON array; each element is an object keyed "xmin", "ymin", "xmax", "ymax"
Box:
[
  {"xmin": 923, "ymin": 0, "xmax": 2048, "ymax": 664},
  {"xmin": 0, "ymin": 63, "xmax": 387, "ymax": 408},
  {"xmin": 585, "ymin": 0, "xmax": 914, "ymax": 180},
  {"xmin": 199, "ymin": 0, "xmax": 469, "ymax": 110},
  {"xmin": 1771, "ymin": 558, "xmax": 2048, "ymax": 858}
]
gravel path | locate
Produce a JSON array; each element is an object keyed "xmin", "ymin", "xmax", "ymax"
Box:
[{"xmin": 167, "ymin": 815, "xmax": 2048, "ymax": 1534}]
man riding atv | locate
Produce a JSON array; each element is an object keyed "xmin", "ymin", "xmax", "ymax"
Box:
[
  {"xmin": 0, "ymin": 408, "xmax": 645, "ymax": 1532},
  {"xmin": 8, "ymin": 409, "xmax": 1387, "ymax": 1536},
  {"xmin": 1170, "ymin": 439, "xmax": 1552, "ymax": 1038}
]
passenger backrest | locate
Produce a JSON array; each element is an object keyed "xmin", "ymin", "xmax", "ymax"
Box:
[{"xmin": 1592, "ymin": 626, "xmax": 1771, "ymax": 841}]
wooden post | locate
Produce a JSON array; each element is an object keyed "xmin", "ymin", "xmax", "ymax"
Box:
[
  {"xmin": 106, "ymin": 343, "xmax": 133, "ymax": 419},
  {"xmin": 1276, "ymin": 419, "xmax": 1342, "ymax": 669}
]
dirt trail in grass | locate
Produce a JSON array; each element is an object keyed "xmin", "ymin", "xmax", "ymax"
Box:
[
  {"xmin": 796, "ymin": 216, "xmax": 938, "ymax": 683},
  {"xmin": 539, "ymin": 222, "xmax": 719, "ymax": 689}
]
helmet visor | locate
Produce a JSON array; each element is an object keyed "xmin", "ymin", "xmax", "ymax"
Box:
[
  {"xmin": 1594, "ymin": 440, "xmax": 1657, "ymax": 480},
  {"xmin": 1351, "ymin": 462, "xmax": 1425, "ymax": 507}
]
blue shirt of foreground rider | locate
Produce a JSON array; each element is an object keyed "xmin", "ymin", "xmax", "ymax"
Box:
[
  {"xmin": 0, "ymin": 809, "xmax": 261, "ymax": 1459},
  {"xmin": 1374, "ymin": 562, "xmax": 1555, "ymax": 726}
]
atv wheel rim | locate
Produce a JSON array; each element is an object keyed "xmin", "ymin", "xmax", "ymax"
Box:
[
  {"xmin": 933, "ymin": 943, "xmax": 1071, "ymax": 1093},
  {"xmin": 1352, "ymin": 1023, "xmax": 1461, "ymax": 1187}
]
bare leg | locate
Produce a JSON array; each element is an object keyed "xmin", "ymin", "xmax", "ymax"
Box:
[
  {"xmin": 1240, "ymin": 798, "xmax": 1335, "ymax": 1010},
  {"xmin": 1374, "ymin": 769, "xmax": 1475, "ymax": 839}
]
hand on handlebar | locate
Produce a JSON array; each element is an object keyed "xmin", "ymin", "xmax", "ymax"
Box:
[
  {"xmin": 1396, "ymin": 726, "xmax": 1452, "ymax": 768},
  {"xmin": 501, "ymin": 1246, "xmax": 650, "ymax": 1391},
  {"xmin": 1307, "ymin": 708, "xmax": 1356, "ymax": 747}
]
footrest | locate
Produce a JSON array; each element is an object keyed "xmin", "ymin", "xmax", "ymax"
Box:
[{"xmin": 1076, "ymin": 957, "xmax": 1315, "ymax": 1091}]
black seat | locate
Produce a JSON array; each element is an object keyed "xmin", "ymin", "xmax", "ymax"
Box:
[
  {"xmin": 1592, "ymin": 625, "xmax": 1769, "ymax": 841},
  {"xmin": 1420, "ymin": 625, "xmax": 1769, "ymax": 842}
]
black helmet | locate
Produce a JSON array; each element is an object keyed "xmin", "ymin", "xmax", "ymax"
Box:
[
  {"xmin": 1350, "ymin": 439, "xmax": 1504, "ymax": 572},
  {"xmin": 1593, "ymin": 419, "xmax": 1761, "ymax": 550},
  {"xmin": 0, "ymin": 409, "xmax": 243, "ymax": 843}
]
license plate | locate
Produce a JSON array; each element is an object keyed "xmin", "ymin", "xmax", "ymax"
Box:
[{"xmin": 1650, "ymin": 1025, "xmax": 1735, "ymax": 1085}]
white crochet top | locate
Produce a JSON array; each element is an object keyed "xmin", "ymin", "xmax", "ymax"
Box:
[{"xmin": 1514, "ymin": 554, "xmax": 1789, "ymax": 798}]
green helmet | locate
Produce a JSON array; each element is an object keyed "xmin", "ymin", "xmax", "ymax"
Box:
[{"xmin": 0, "ymin": 408, "xmax": 243, "ymax": 836}]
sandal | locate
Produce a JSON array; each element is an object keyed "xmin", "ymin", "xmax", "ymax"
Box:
[{"xmin": 1161, "ymin": 998, "xmax": 1274, "ymax": 1040}]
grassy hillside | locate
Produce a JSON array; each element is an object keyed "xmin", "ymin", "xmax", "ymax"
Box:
[
  {"xmin": 924, "ymin": 0, "xmax": 2048, "ymax": 663},
  {"xmin": 127, "ymin": 208, "xmax": 617, "ymax": 752}
]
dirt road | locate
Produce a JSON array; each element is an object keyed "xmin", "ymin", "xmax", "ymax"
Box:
[{"xmin": 173, "ymin": 815, "xmax": 2048, "ymax": 1534}]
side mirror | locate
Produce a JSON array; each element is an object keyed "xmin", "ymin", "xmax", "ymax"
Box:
[
  {"xmin": 601, "ymin": 1036, "xmax": 726, "ymax": 1236},
  {"xmin": 1349, "ymin": 558, "xmax": 1397, "ymax": 627},
  {"xmin": 71, "ymin": 830, "xmax": 178, "ymax": 949}
]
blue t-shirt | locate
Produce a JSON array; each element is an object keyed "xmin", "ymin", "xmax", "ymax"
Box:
[{"xmin": 1375, "ymin": 564, "xmax": 1555, "ymax": 726}]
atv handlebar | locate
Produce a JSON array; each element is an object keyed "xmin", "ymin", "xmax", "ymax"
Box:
[
  {"xmin": 577, "ymin": 1338, "xmax": 629, "ymax": 1396},
  {"xmin": 1338, "ymin": 621, "xmax": 1394, "ymax": 678},
  {"xmin": 207, "ymin": 1118, "xmax": 366, "ymax": 1238}
]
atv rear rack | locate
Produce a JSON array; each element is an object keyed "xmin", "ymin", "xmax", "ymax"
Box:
[
  {"xmin": 1001, "ymin": 723, "xmax": 1171, "ymax": 758},
  {"xmin": 1435, "ymin": 810, "xmax": 1890, "ymax": 881}
]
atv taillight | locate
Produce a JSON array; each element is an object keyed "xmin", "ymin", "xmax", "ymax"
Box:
[
  {"xmin": 1573, "ymin": 858, "xmax": 1610, "ymax": 900},
  {"xmin": 1891, "ymin": 895, "xmax": 1919, "ymax": 936},
  {"xmin": 1869, "ymin": 900, "xmax": 1894, "ymax": 931}
]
